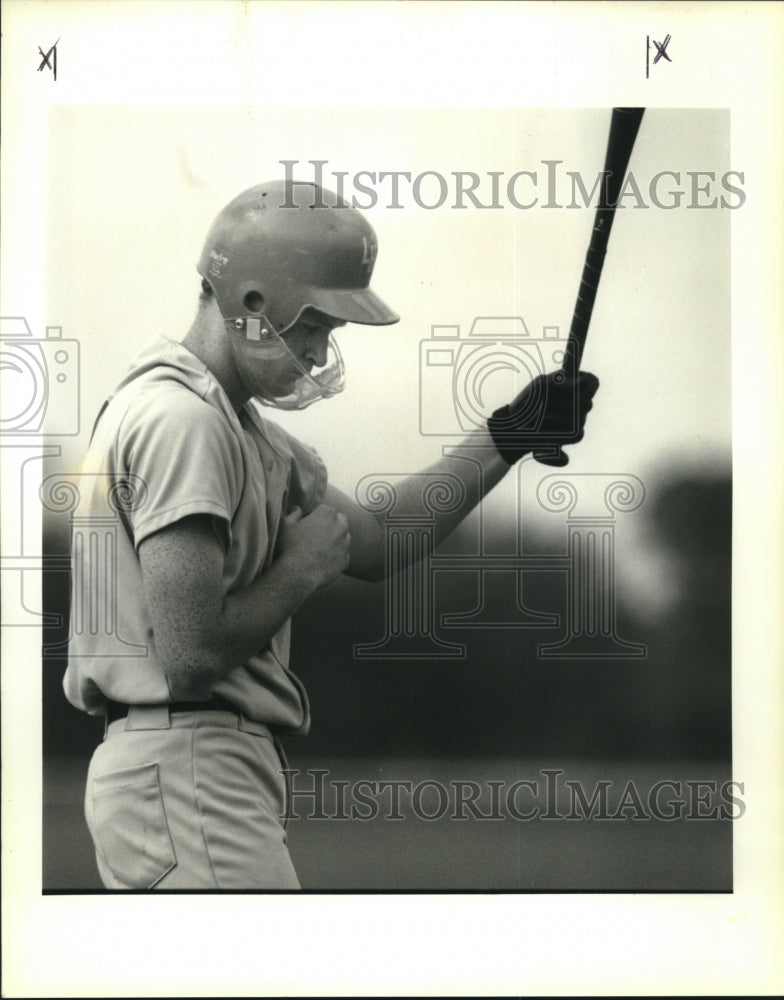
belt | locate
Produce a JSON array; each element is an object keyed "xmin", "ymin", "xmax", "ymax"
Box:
[{"xmin": 105, "ymin": 694, "xmax": 241, "ymax": 724}]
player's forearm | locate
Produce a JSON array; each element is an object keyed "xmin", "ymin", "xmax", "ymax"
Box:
[
  {"xmin": 162, "ymin": 552, "xmax": 321, "ymax": 698},
  {"xmin": 415, "ymin": 429, "xmax": 512, "ymax": 547},
  {"xmin": 345, "ymin": 430, "xmax": 511, "ymax": 581}
]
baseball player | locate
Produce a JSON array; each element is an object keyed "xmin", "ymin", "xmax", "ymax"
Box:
[{"xmin": 64, "ymin": 180, "xmax": 598, "ymax": 889}]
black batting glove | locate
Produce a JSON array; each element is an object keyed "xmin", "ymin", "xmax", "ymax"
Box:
[{"xmin": 487, "ymin": 370, "xmax": 600, "ymax": 466}]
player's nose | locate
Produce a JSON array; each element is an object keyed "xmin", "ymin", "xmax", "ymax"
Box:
[{"xmin": 305, "ymin": 330, "xmax": 331, "ymax": 368}]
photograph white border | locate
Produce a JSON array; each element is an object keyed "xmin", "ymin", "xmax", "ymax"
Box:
[{"xmin": 2, "ymin": 2, "xmax": 782, "ymax": 996}]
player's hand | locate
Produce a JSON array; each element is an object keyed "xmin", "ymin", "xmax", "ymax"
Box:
[
  {"xmin": 275, "ymin": 503, "xmax": 351, "ymax": 588},
  {"xmin": 487, "ymin": 370, "xmax": 599, "ymax": 466}
]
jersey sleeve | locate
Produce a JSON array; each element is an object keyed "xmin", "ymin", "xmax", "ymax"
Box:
[{"xmin": 117, "ymin": 384, "xmax": 244, "ymax": 552}]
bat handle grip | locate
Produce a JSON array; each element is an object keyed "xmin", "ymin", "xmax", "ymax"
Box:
[
  {"xmin": 563, "ymin": 220, "xmax": 612, "ymax": 375},
  {"xmin": 531, "ymin": 220, "xmax": 611, "ymax": 465}
]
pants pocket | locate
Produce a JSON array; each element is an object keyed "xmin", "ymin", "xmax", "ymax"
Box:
[{"xmin": 91, "ymin": 762, "xmax": 176, "ymax": 889}]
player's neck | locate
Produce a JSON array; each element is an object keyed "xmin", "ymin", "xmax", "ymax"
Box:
[{"xmin": 183, "ymin": 304, "xmax": 249, "ymax": 414}]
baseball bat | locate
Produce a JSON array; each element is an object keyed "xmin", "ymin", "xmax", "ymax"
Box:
[
  {"xmin": 535, "ymin": 107, "xmax": 645, "ymax": 466},
  {"xmin": 562, "ymin": 106, "xmax": 645, "ymax": 374}
]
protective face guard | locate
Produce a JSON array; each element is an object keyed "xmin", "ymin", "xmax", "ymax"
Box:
[{"xmin": 228, "ymin": 316, "xmax": 346, "ymax": 411}]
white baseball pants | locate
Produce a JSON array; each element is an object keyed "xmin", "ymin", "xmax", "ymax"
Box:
[{"xmin": 84, "ymin": 705, "xmax": 300, "ymax": 890}]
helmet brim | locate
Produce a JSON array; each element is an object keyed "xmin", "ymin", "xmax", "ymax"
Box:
[{"xmin": 302, "ymin": 286, "xmax": 400, "ymax": 327}]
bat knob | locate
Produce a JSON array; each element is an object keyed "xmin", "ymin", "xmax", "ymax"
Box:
[{"xmin": 533, "ymin": 446, "xmax": 569, "ymax": 468}]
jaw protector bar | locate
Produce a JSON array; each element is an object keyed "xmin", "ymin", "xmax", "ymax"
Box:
[{"xmin": 228, "ymin": 314, "xmax": 345, "ymax": 411}]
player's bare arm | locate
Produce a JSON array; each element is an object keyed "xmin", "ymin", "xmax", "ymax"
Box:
[
  {"xmin": 323, "ymin": 434, "xmax": 507, "ymax": 582},
  {"xmin": 328, "ymin": 369, "xmax": 599, "ymax": 582},
  {"xmin": 139, "ymin": 508, "xmax": 350, "ymax": 698}
]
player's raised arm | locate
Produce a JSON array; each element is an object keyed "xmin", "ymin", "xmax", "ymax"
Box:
[{"xmin": 325, "ymin": 368, "xmax": 599, "ymax": 582}]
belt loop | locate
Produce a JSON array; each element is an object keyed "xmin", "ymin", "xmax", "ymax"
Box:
[
  {"xmin": 125, "ymin": 705, "xmax": 172, "ymax": 730},
  {"xmin": 237, "ymin": 714, "xmax": 271, "ymax": 738}
]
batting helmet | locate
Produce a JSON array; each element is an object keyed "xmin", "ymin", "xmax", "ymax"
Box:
[{"xmin": 197, "ymin": 180, "xmax": 399, "ymax": 335}]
